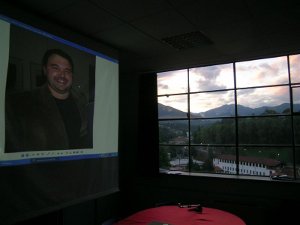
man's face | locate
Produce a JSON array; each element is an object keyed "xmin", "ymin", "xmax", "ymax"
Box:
[{"xmin": 43, "ymin": 54, "xmax": 73, "ymax": 98}]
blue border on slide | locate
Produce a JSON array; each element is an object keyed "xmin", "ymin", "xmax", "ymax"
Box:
[
  {"xmin": 0, "ymin": 14, "xmax": 118, "ymax": 63},
  {"xmin": 0, "ymin": 152, "xmax": 118, "ymax": 167},
  {"xmin": 0, "ymin": 14, "xmax": 119, "ymax": 166}
]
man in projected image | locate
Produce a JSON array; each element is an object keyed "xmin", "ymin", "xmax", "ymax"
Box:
[{"xmin": 5, "ymin": 49, "xmax": 89, "ymax": 152}]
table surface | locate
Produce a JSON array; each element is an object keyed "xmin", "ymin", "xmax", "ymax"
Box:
[{"xmin": 114, "ymin": 205, "xmax": 246, "ymax": 225}]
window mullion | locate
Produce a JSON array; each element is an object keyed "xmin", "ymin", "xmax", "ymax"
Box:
[
  {"xmin": 187, "ymin": 69, "xmax": 191, "ymax": 172},
  {"xmin": 233, "ymin": 62, "xmax": 239, "ymax": 175},
  {"xmin": 287, "ymin": 55, "xmax": 296, "ymax": 180}
]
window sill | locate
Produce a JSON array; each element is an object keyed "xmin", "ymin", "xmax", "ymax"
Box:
[{"xmin": 159, "ymin": 170, "xmax": 299, "ymax": 183}]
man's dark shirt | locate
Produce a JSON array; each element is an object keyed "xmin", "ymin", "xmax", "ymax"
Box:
[{"xmin": 55, "ymin": 96, "xmax": 82, "ymax": 149}]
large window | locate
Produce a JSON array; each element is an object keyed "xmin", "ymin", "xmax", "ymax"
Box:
[{"xmin": 157, "ymin": 55, "xmax": 300, "ymax": 181}]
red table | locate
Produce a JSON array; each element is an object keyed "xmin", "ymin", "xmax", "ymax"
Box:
[{"xmin": 114, "ymin": 205, "xmax": 246, "ymax": 225}]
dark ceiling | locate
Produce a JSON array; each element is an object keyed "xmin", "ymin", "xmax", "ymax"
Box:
[{"xmin": 2, "ymin": 0, "xmax": 300, "ymax": 72}]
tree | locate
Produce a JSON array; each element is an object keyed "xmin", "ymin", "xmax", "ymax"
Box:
[{"xmin": 159, "ymin": 146, "xmax": 171, "ymax": 168}]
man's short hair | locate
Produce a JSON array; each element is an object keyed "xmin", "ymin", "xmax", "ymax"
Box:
[{"xmin": 42, "ymin": 49, "xmax": 74, "ymax": 71}]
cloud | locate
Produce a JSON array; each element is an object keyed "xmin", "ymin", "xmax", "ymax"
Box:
[
  {"xmin": 237, "ymin": 56, "xmax": 288, "ymax": 87},
  {"xmin": 158, "ymin": 83, "xmax": 169, "ymax": 90},
  {"xmin": 190, "ymin": 64, "xmax": 231, "ymax": 91},
  {"xmin": 157, "ymin": 70, "xmax": 187, "ymax": 94},
  {"xmin": 289, "ymin": 55, "xmax": 300, "ymax": 83},
  {"xmin": 254, "ymin": 59, "xmax": 288, "ymax": 84},
  {"xmin": 237, "ymin": 86, "xmax": 289, "ymax": 108}
]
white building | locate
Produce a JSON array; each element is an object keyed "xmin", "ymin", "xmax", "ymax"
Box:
[{"xmin": 213, "ymin": 154, "xmax": 281, "ymax": 177}]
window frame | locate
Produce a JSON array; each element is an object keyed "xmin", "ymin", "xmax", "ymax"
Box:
[{"xmin": 157, "ymin": 54, "xmax": 300, "ymax": 182}]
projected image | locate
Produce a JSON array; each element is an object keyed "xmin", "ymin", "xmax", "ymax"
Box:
[
  {"xmin": 0, "ymin": 16, "xmax": 118, "ymax": 166},
  {"xmin": 5, "ymin": 26, "xmax": 94, "ymax": 152}
]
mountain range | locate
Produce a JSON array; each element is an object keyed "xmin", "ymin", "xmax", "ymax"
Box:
[{"xmin": 158, "ymin": 103, "xmax": 300, "ymax": 118}]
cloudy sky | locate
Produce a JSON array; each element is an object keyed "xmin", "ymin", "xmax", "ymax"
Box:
[{"xmin": 157, "ymin": 55, "xmax": 300, "ymax": 113}]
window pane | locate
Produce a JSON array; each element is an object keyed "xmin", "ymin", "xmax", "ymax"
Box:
[
  {"xmin": 191, "ymin": 118, "xmax": 235, "ymax": 145},
  {"xmin": 296, "ymin": 147, "xmax": 300, "ymax": 180},
  {"xmin": 191, "ymin": 146, "xmax": 236, "ymax": 174},
  {"xmin": 189, "ymin": 64, "xmax": 234, "ymax": 92},
  {"xmin": 157, "ymin": 69, "xmax": 188, "ymax": 95},
  {"xmin": 190, "ymin": 146, "xmax": 207, "ymax": 173},
  {"xmin": 190, "ymin": 90, "xmax": 235, "ymax": 117},
  {"xmin": 236, "ymin": 56, "xmax": 288, "ymax": 88},
  {"xmin": 158, "ymin": 95, "xmax": 187, "ymax": 119},
  {"xmin": 159, "ymin": 120, "xmax": 188, "ymax": 144},
  {"xmin": 294, "ymin": 116, "xmax": 300, "ymax": 144},
  {"xmin": 290, "ymin": 54, "xmax": 300, "ymax": 84},
  {"xmin": 159, "ymin": 145, "xmax": 189, "ymax": 173},
  {"xmin": 239, "ymin": 147, "xmax": 293, "ymax": 178},
  {"xmin": 238, "ymin": 117, "xmax": 292, "ymax": 145},
  {"xmin": 292, "ymin": 87, "xmax": 300, "ymax": 113},
  {"xmin": 237, "ymin": 86, "xmax": 290, "ymax": 116},
  {"xmin": 207, "ymin": 146, "xmax": 236, "ymax": 174}
]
